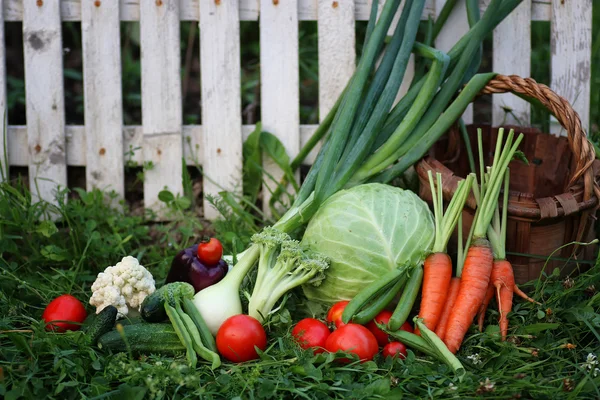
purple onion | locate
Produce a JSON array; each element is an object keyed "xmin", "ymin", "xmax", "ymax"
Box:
[{"xmin": 165, "ymin": 244, "xmax": 229, "ymax": 292}]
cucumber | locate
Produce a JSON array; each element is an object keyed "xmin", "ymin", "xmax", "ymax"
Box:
[
  {"xmin": 97, "ymin": 323, "xmax": 186, "ymax": 354},
  {"xmin": 84, "ymin": 305, "xmax": 118, "ymax": 345},
  {"xmin": 140, "ymin": 291, "xmax": 167, "ymax": 322},
  {"xmin": 140, "ymin": 282, "xmax": 195, "ymax": 323}
]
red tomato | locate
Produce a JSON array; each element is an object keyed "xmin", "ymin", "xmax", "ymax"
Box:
[
  {"xmin": 42, "ymin": 294, "xmax": 87, "ymax": 332},
  {"xmin": 365, "ymin": 311, "xmax": 414, "ymax": 347},
  {"xmin": 216, "ymin": 315, "xmax": 267, "ymax": 362},
  {"xmin": 197, "ymin": 238, "xmax": 223, "ymax": 266},
  {"xmin": 382, "ymin": 341, "xmax": 407, "ymax": 359},
  {"xmin": 292, "ymin": 318, "xmax": 330, "ymax": 353},
  {"xmin": 399, "ymin": 321, "xmax": 414, "ymax": 334},
  {"xmin": 365, "ymin": 310, "xmax": 393, "ymax": 346},
  {"xmin": 326, "ymin": 301, "xmax": 350, "ymax": 328},
  {"xmin": 325, "ymin": 323, "xmax": 378, "ymax": 363}
]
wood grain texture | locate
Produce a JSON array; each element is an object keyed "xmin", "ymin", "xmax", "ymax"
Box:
[
  {"xmin": 260, "ymin": 0, "xmax": 300, "ymax": 215},
  {"xmin": 8, "ymin": 125, "xmax": 321, "ymax": 167},
  {"xmin": 550, "ymin": 0, "xmax": 592, "ymax": 136},
  {"xmin": 5, "ymin": 0, "xmax": 443, "ymax": 21},
  {"xmin": 22, "ymin": 0, "xmax": 67, "ymax": 208},
  {"xmin": 492, "ymin": 0, "xmax": 530, "ymax": 126},
  {"xmin": 82, "ymin": 0, "xmax": 124, "ymax": 200},
  {"xmin": 5, "ymin": 0, "xmax": 553, "ymax": 21},
  {"xmin": 199, "ymin": 0, "xmax": 243, "ymax": 220},
  {"xmin": 317, "ymin": 0, "xmax": 355, "ymax": 118},
  {"xmin": 0, "ymin": 0, "xmax": 6, "ymax": 181},
  {"xmin": 140, "ymin": 0, "xmax": 183, "ymax": 215},
  {"xmin": 434, "ymin": 0, "xmax": 472, "ymax": 124}
]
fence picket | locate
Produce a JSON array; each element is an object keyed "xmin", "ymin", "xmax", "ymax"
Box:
[
  {"xmin": 22, "ymin": 0, "xmax": 67, "ymax": 208},
  {"xmin": 0, "ymin": 0, "xmax": 6, "ymax": 181},
  {"xmin": 434, "ymin": 0, "xmax": 473, "ymax": 124},
  {"xmin": 260, "ymin": 0, "xmax": 300, "ymax": 215},
  {"xmin": 199, "ymin": 0, "xmax": 242, "ymax": 220},
  {"xmin": 140, "ymin": 0, "xmax": 183, "ymax": 215},
  {"xmin": 550, "ymin": 0, "xmax": 592, "ymax": 136},
  {"xmin": 81, "ymin": 0, "xmax": 124, "ymax": 201},
  {"xmin": 317, "ymin": 0, "xmax": 355, "ymax": 118},
  {"xmin": 492, "ymin": 0, "xmax": 530, "ymax": 126},
  {"xmin": 2, "ymin": 0, "xmax": 596, "ymax": 221}
]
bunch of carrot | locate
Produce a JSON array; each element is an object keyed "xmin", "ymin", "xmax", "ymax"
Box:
[
  {"xmin": 417, "ymin": 128, "xmax": 540, "ymax": 354},
  {"xmin": 476, "ymin": 169, "xmax": 539, "ymax": 340},
  {"xmin": 415, "ymin": 171, "xmax": 474, "ymax": 335}
]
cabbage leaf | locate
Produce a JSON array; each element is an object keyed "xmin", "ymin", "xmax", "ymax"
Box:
[{"xmin": 301, "ymin": 183, "xmax": 434, "ymax": 304}]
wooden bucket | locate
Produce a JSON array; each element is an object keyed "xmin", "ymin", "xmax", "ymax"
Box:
[{"xmin": 415, "ymin": 75, "xmax": 600, "ymax": 284}]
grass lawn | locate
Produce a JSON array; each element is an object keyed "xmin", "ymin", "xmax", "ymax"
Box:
[{"xmin": 1, "ymin": 180, "xmax": 599, "ymax": 400}]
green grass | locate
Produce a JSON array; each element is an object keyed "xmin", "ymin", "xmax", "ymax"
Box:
[{"xmin": 1, "ymin": 181, "xmax": 600, "ymax": 399}]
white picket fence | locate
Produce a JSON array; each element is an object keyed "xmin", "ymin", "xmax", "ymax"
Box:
[{"xmin": 0, "ymin": 0, "xmax": 593, "ymax": 219}]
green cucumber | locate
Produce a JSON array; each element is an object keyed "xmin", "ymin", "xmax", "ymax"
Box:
[
  {"xmin": 84, "ymin": 305, "xmax": 118, "ymax": 345},
  {"xmin": 97, "ymin": 323, "xmax": 185, "ymax": 354},
  {"xmin": 140, "ymin": 282, "xmax": 195, "ymax": 323}
]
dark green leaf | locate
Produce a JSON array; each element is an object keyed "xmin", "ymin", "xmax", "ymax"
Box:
[
  {"xmin": 40, "ymin": 245, "xmax": 69, "ymax": 261},
  {"xmin": 242, "ymin": 122, "xmax": 264, "ymax": 201},
  {"xmin": 260, "ymin": 131, "xmax": 299, "ymax": 192},
  {"xmin": 158, "ymin": 190, "xmax": 175, "ymax": 203},
  {"xmin": 6, "ymin": 333, "xmax": 35, "ymax": 359},
  {"xmin": 116, "ymin": 384, "xmax": 147, "ymax": 400},
  {"xmin": 524, "ymin": 323, "xmax": 560, "ymax": 334}
]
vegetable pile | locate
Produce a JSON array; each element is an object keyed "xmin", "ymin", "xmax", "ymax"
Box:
[{"xmin": 4, "ymin": 0, "xmax": 600, "ymax": 398}]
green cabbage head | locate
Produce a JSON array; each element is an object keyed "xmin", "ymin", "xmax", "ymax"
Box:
[{"xmin": 301, "ymin": 183, "xmax": 434, "ymax": 304}]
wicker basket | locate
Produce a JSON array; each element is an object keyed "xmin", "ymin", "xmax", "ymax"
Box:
[{"xmin": 415, "ymin": 75, "xmax": 600, "ymax": 284}]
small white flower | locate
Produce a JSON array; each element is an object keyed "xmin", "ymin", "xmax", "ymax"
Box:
[
  {"xmin": 586, "ymin": 353, "xmax": 598, "ymax": 364},
  {"xmin": 467, "ymin": 353, "xmax": 482, "ymax": 365},
  {"xmin": 581, "ymin": 353, "xmax": 599, "ymax": 376},
  {"xmin": 448, "ymin": 383, "xmax": 457, "ymax": 391}
]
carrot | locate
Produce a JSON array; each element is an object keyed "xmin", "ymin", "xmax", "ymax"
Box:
[
  {"xmin": 482, "ymin": 170, "xmax": 540, "ymax": 340},
  {"xmin": 442, "ymin": 128, "xmax": 524, "ymax": 354},
  {"xmin": 490, "ymin": 259, "xmax": 514, "ymax": 340},
  {"xmin": 416, "ymin": 252, "xmax": 452, "ymax": 333},
  {"xmin": 434, "ymin": 277, "xmax": 461, "ymax": 340},
  {"xmin": 443, "ymin": 238, "xmax": 494, "ymax": 353},
  {"xmin": 416, "ymin": 172, "xmax": 473, "ymax": 335},
  {"xmin": 490, "ymin": 259, "xmax": 539, "ymax": 340}
]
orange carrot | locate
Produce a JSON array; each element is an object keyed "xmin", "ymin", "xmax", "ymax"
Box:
[
  {"xmin": 477, "ymin": 284, "xmax": 494, "ymax": 332},
  {"xmin": 490, "ymin": 259, "xmax": 514, "ymax": 340},
  {"xmin": 416, "ymin": 252, "xmax": 453, "ymax": 333},
  {"xmin": 489, "ymin": 259, "xmax": 539, "ymax": 340},
  {"xmin": 434, "ymin": 277, "xmax": 461, "ymax": 340},
  {"xmin": 442, "ymin": 128, "xmax": 524, "ymax": 353},
  {"xmin": 443, "ymin": 238, "xmax": 494, "ymax": 353},
  {"xmin": 416, "ymin": 172, "xmax": 473, "ymax": 335}
]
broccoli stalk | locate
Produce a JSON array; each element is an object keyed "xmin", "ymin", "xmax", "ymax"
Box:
[{"xmin": 248, "ymin": 229, "xmax": 329, "ymax": 322}]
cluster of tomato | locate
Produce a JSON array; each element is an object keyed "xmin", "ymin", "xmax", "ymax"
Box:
[{"xmin": 291, "ymin": 301, "xmax": 413, "ymax": 362}]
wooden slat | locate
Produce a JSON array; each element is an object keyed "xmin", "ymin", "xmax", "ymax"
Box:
[
  {"xmin": 550, "ymin": 0, "xmax": 592, "ymax": 136},
  {"xmin": 5, "ymin": 0, "xmax": 552, "ymax": 21},
  {"xmin": 140, "ymin": 0, "xmax": 183, "ymax": 215},
  {"xmin": 492, "ymin": 0, "xmax": 530, "ymax": 126},
  {"xmin": 317, "ymin": 0, "xmax": 355, "ymax": 118},
  {"xmin": 22, "ymin": 0, "xmax": 67, "ymax": 207},
  {"xmin": 434, "ymin": 0, "xmax": 472, "ymax": 124},
  {"xmin": 199, "ymin": 0, "xmax": 243, "ymax": 220},
  {"xmin": 8, "ymin": 125, "xmax": 321, "ymax": 168},
  {"xmin": 81, "ymin": 0, "xmax": 124, "ymax": 200},
  {"xmin": 0, "ymin": 0, "xmax": 7, "ymax": 181},
  {"xmin": 260, "ymin": 0, "xmax": 300, "ymax": 214}
]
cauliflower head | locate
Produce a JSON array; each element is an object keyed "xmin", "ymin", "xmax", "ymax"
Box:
[{"xmin": 90, "ymin": 256, "xmax": 155, "ymax": 317}]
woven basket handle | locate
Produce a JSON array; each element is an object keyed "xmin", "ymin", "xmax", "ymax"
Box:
[{"xmin": 479, "ymin": 74, "xmax": 600, "ymax": 203}]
